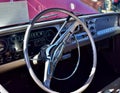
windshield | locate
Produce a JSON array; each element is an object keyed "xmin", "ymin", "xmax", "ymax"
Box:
[
  {"xmin": 28, "ymin": 0, "xmax": 98, "ymax": 19},
  {"xmin": 0, "ymin": 0, "xmax": 119, "ymax": 27},
  {"xmin": 27, "ymin": 0, "xmax": 120, "ymax": 19}
]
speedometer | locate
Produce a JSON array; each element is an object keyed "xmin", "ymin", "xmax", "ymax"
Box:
[{"xmin": 45, "ymin": 29, "xmax": 56, "ymax": 43}]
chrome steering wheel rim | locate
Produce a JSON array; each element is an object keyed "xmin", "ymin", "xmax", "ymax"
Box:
[{"xmin": 23, "ymin": 8, "xmax": 97, "ymax": 93}]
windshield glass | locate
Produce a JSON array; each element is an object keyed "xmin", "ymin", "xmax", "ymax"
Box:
[
  {"xmin": 27, "ymin": 0, "xmax": 120, "ymax": 19},
  {"xmin": 28, "ymin": 0, "xmax": 99, "ymax": 19},
  {"xmin": 0, "ymin": 0, "xmax": 119, "ymax": 27}
]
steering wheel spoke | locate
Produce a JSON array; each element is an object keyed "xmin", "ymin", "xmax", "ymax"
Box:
[
  {"xmin": 50, "ymin": 17, "xmax": 70, "ymax": 45},
  {"xmin": 43, "ymin": 59, "xmax": 52, "ymax": 88}
]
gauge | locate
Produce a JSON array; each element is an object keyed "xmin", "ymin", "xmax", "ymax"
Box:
[
  {"xmin": 45, "ymin": 30, "xmax": 56, "ymax": 43},
  {"xmin": 34, "ymin": 38, "xmax": 46, "ymax": 47},
  {"xmin": 0, "ymin": 39, "xmax": 8, "ymax": 54}
]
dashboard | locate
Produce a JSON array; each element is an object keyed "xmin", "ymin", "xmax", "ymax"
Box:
[
  {"xmin": 0, "ymin": 27, "xmax": 57, "ymax": 65},
  {"xmin": 0, "ymin": 12, "xmax": 120, "ymax": 73}
]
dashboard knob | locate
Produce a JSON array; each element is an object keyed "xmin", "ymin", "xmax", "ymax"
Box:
[{"xmin": 0, "ymin": 40, "xmax": 7, "ymax": 54}]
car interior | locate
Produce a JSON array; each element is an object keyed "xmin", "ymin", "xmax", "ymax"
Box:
[{"xmin": 0, "ymin": 0, "xmax": 120, "ymax": 93}]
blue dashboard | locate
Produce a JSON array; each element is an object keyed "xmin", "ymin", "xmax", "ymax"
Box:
[{"xmin": 0, "ymin": 12, "xmax": 120, "ymax": 73}]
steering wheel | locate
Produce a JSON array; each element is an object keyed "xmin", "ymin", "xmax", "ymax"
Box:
[{"xmin": 23, "ymin": 8, "xmax": 97, "ymax": 93}]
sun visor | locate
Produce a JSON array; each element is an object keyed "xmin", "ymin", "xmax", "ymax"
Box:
[{"xmin": 0, "ymin": 1, "xmax": 29, "ymax": 27}]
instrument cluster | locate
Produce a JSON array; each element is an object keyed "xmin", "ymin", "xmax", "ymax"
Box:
[{"xmin": 0, "ymin": 27, "xmax": 57, "ymax": 65}]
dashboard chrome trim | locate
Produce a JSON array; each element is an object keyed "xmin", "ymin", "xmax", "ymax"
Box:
[{"xmin": 0, "ymin": 12, "xmax": 119, "ymax": 35}]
